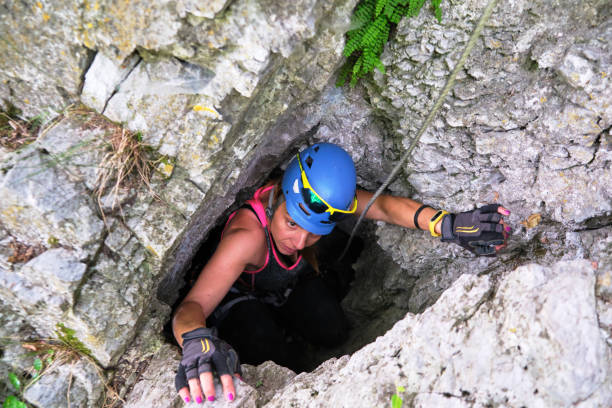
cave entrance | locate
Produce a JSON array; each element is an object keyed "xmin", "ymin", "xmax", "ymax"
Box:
[{"xmin": 163, "ymin": 192, "xmax": 365, "ymax": 373}]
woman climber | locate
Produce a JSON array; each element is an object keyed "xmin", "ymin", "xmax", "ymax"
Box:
[{"xmin": 172, "ymin": 142, "xmax": 510, "ymax": 404}]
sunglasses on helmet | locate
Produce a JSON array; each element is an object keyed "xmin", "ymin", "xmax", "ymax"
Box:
[{"xmin": 296, "ymin": 152, "xmax": 358, "ymax": 222}]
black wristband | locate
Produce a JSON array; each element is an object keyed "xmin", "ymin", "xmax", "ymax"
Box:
[{"xmin": 413, "ymin": 204, "xmax": 430, "ymax": 230}]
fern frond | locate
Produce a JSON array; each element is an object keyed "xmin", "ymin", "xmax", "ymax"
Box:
[
  {"xmin": 383, "ymin": 2, "xmax": 395, "ymax": 19},
  {"xmin": 375, "ymin": 0, "xmax": 388, "ymax": 17},
  {"xmin": 362, "ymin": 48, "xmax": 377, "ymax": 73},
  {"xmin": 336, "ymin": 59, "xmax": 354, "ymax": 87},
  {"xmin": 360, "ymin": 14, "xmax": 387, "ymax": 49},
  {"xmin": 431, "ymin": 0, "xmax": 442, "ymax": 22},
  {"xmin": 353, "ymin": 0, "xmax": 376, "ymax": 24},
  {"xmin": 338, "ymin": 0, "xmax": 445, "ymax": 87},
  {"xmin": 353, "ymin": 54, "xmax": 364, "ymax": 76},
  {"xmin": 375, "ymin": 58, "xmax": 386, "ymax": 74},
  {"xmin": 374, "ymin": 23, "xmax": 390, "ymax": 54},
  {"xmin": 408, "ymin": 0, "xmax": 427, "ymax": 17},
  {"xmin": 344, "ymin": 27, "xmax": 367, "ymax": 57},
  {"xmin": 389, "ymin": 7, "xmax": 402, "ymax": 24}
]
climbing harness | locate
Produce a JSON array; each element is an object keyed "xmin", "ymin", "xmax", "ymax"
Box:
[{"xmin": 339, "ymin": 0, "xmax": 500, "ymax": 260}]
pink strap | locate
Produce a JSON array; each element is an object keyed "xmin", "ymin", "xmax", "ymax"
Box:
[
  {"xmin": 220, "ymin": 186, "xmax": 274, "ymax": 275},
  {"xmin": 250, "ymin": 186, "xmax": 302, "ymax": 269},
  {"xmin": 220, "ymin": 185, "xmax": 302, "ymax": 274},
  {"xmin": 246, "ymin": 185, "xmax": 275, "ymax": 228},
  {"xmin": 271, "ymin": 239, "xmax": 302, "ymax": 270}
]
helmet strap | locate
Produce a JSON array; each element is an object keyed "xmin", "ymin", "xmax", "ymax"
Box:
[
  {"xmin": 265, "ymin": 185, "xmax": 286, "ymax": 220},
  {"xmin": 265, "ymin": 186, "xmax": 275, "ymax": 218}
]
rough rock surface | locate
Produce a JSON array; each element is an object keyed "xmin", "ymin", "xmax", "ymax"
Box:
[
  {"xmin": 0, "ymin": 0, "xmax": 611, "ymax": 407},
  {"xmin": 122, "ymin": 351, "xmax": 297, "ymax": 408},
  {"xmin": 0, "ymin": 1, "xmax": 90, "ymax": 117},
  {"xmin": 1, "ymin": 0, "xmax": 358, "ymax": 404},
  {"xmin": 350, "ymin": 0, "xmax": 612, "ymax": 324},
  {"xmin": 23, "ymin": 359, "xmax": 105, "ymax": 408},
  {"xmin": 265, "ymin": 260, "xmax": 612, "ymax": 408}
]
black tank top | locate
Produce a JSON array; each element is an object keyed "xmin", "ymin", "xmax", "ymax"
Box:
[{"xmin": 224, "ymin": 186, "xmax": 310, "ymax": 304}]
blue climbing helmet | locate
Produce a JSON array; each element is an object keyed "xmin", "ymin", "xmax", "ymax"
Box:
[{"xmin": 281, "ymin": 143, "xmax": 357, "ymax": 235}]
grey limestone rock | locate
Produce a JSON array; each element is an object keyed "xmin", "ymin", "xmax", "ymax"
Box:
[
  {"xmin": 122, "ymin": 345, "xmax": 293, "ymax": 408},
  {"xmin": 363, "ymin": 0, "xmax": 611, "ymax": 315},
  {"xmin": 0, "ymin": 1, "xmax": 89, "ymax": 117},
  {"xmin": 36, "ymin": 116, "xmax": 109, "ymax": 192},
  {"xmin": 0, "ymin": 249, "xmax": 86, "ymax": 330},
  {"xmin": 23, "ymin": 358, "xmax": 105, "ymax": 408},
  {"xmin": 81, "ymin": 53, "xmax": 141, "ymax": 114},
  {"xmin": 0, "ymin": 148, "xmax": 104, "ymax": 259},
  {"xmin": 366, "ymin": 0, "xmax": 611, "ymax": 230},
  {"xmin": 1, "ymin": 0, "xmax": 611, "ymax": 406},
  {"xmin": 264, "ymin": 260, "xmax": 612, "ymax": 408},
  {"xmin": 0, "ymin": 115, "xmax": 161, "ymax": 367},
  {"xmin": 175, "ymin": 0, "xmax": 231, "ymax": 19},
  {"xmin": 123, "ymin": 344, "xmax": 183, "ymax": 408}
]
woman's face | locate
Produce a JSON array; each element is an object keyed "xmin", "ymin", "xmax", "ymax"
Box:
[{"xmin": 269, "ymin": 201, "xmax": 321, "ymax": 256}]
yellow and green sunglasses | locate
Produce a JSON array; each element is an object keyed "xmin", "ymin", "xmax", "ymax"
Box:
[{"xmin": 297, "ymin": 152, "xmax": 358, "ymax": 222}]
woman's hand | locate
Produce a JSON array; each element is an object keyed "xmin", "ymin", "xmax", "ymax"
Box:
[
  {"xmin": 440, "ymin": 204, "xmax": 511, "ymax": 256},
  {"xmin": 175, "ymin": 327, "xmax": 242, "ymax": 403}
]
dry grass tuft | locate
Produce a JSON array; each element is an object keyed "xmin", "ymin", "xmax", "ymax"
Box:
[
  {"xmin": 0, "ymin": 106, "xmax": 43, "ymax": 150},
  {"xmin": 1, "ymin": 103, "xmax": 158, "ymax": 228},
  {"xmin": 60, "ymin": 105, "xmax": 155, "ymax": 226},
  {"xmin": 94, "ymin": 124, "xmax": 153, "ymax": 224}
]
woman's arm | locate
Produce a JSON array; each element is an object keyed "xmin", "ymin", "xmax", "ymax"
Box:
[
  {"xmin": 172, "ymin": 211, "xmax": 266, "ymax": 403},
  {"xmin": 355, "ymin": 189, "xmax": 444, "ymax": 234},
  {"xmin": 355, "ymin": 189, "xmax": 510, "ymax": 254},
  {"xmin": 172, "ymin": 221, "xmax": 264, "ymax": 345}
]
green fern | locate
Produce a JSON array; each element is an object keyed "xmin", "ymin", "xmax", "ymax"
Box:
[{"xmin": 337, "ymin": 0, "xmax": 444, "ymax": 87}]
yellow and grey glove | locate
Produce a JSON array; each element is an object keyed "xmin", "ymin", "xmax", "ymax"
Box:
[
  {"xmin": 440, "ymin": 204, "xmax": 507, "ymax": 256},
  {"xmin": 175, "ymin": 327, "xmax": 241, "ymax": 392}
]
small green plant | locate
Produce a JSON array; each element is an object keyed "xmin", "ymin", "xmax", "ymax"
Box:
[
  {"xmin": 4, "ymin": 371, "xmax": 27, "ymax": 408},
  {"xmin": 47, "ymin": 236, "xmax": 60, "ymax": 247},
  {"xmin": 1, "ymin": 331, "xmax": 121, "ymax": 408},
  {"xmin": 2, "ymin": 348, "xmax": 55, "ymax": 408},
  {"xmin": 337, "ymin": 0, "xmax": 443, "ymax": 87},
  {"xmin": 390, "ymin": 385, "xmax": 405, "ymax": 408},
  {"xmin": 54, "ymin": 323, "xmax": 94, "ymax": 359},
  {"xmin": 2, "ymin": 395, "xmax": 27, "ymax": 408}
]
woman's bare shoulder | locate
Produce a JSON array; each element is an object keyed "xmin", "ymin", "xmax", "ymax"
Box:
[
  {"xmin": 225, "ymin": 207, "xmax": 265, "ymax": 235},
  {"xmin": 219, "ymin": 208, "xmax": 267, "ymax": 262}
]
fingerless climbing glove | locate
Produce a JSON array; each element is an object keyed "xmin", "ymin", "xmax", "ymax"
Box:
[
  {"xmin": 175, "ymin": 327, "xmax": 242, "ymax": 392},
  {"xmin": 440, "ymin": 204, "xmax": 506, "ymax": 256}
]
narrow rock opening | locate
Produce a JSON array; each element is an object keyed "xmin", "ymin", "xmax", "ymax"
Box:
[{"xmin": 162, "ymin": 181, "xmax": 370, "ymax": 373}]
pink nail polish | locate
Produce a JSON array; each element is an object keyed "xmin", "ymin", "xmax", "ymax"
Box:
[
  {"xmin": 184, "ymin": 396, "xmax": 190, "ymax": 403},
  {"xmin": 208, "ymin": 396, "xmax": 215, "ymax": 402},
  {"xmin": 503, "ymin": 209, "xmax": 510, "ymax": 215},
  {"xmin": 195, "ymin": 396, "xmax": 202, "ymax": 404},
  {"xmin": 228, "ymin": 393, "xmax": 234, "ymax": 401}
]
